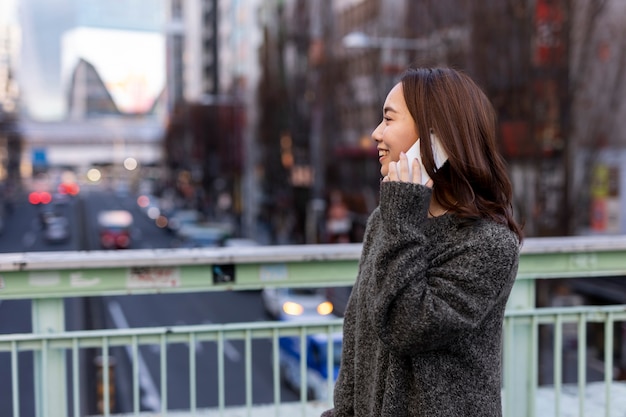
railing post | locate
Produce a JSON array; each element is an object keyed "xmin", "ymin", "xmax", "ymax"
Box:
[
  {"xmin": 504, "ymin": 277, "xmax": 535, "ymax": 417},
  {"xmin": 32, "ymin": 298, "xmax": 67, "ymax": 417}
]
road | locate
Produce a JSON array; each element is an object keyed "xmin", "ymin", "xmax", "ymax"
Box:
[{"xmin": 0, "ymin": 186, "xmax": 297, "ymax": 416}]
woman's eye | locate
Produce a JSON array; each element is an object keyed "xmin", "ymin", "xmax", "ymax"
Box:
[{"xmin": 383, "ymin": 116, "xmax": 391, "ymax": 121}]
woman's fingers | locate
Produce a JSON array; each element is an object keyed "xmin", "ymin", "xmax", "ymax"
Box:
[
  {"xmin": 398, "ymin": 152, "xmax": 410, "ymax": 181},
  {"xmin": 411, "ymin": 158, "xmax": 421, "ymax": 184},
  {"xmin": 388, "ymin": 153, "xmax": 424, "ymax": 184},
  {"xmin": 387, "ymin": 161, "xmax": 398, "ymax": 181}
]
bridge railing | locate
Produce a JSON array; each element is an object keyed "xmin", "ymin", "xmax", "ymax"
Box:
[{"xmin": 1, "ymin": 236, "xmax": 626, "ymax": 416}]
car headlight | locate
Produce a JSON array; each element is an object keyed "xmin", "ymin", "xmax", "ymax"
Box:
[
  {"xmin": 283, "ymin": 301, "xmax": 304, "ymax": 316},
  {"xmin": 317, "ymin": 301, "xmax": 333, "ymax": 316}
]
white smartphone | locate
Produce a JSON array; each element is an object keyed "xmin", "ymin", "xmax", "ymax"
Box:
[{"xmin": 405, "ymin": 134, "xmax": 449, "ymax": 185}]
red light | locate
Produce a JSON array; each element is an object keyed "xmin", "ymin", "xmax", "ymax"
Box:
[
  {"xmin": 40, "ymin": 192, "xmax": 52, "ymax": 204},
  {"xmin": 101, "ymin": 234, "xmax": 115, "ymax": 248},
  {"xmin": 29, "ymin": 192, "xmax": 41, "ymax": 204},
  {"xmin": 58, "ymin": 182, "xmax": 80, "ymax": 196},
  {"xmin": 29, "ymin": 191, "xmax": 52, "ymax": 204},
  {"xmin": 69, "ymin": 183, "xmax": 80, "ymax": 195},
  {"xmin": 116, "ymin": 234, "xmax": 130, "ymax": 248}
]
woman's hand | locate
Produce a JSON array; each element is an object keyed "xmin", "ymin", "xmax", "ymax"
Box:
[{"xmin": 383, "ymin": 152, "xmax": 433, "ymax": 187}]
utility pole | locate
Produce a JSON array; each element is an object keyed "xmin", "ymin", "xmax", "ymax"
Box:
[{"xmin": 306, "ymin": 0, "xmax": 327, "ymax": 243}]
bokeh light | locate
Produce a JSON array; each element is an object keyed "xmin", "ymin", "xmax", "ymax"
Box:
[
  {"xmin": 124, "ymin": 157, "xmax": 138, "ymax": 171},
  {"xmin": 87, "ymin": 168, "xmax": 102, "ymax": 182}
]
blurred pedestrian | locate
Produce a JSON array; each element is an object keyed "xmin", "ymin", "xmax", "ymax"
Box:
[
  {"xmin": 321, "ymin": 67, "xmax": 523, "ymax": 417},
  {"xmin": 326, "ymin": 190, "xmax": 352, "ymax": 243}
]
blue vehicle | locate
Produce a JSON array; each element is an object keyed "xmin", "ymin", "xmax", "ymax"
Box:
[{"xmin": 279, "ymin": 331, "xmax": 342, "ymax": 400}]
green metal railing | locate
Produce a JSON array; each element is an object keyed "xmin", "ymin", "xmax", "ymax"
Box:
[{"xmin": 1, "ymin": 236, "xmax": 626, "ymax": 416}]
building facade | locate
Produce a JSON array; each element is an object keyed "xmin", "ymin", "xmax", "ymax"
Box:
[
  {"xmin": 0, "ymin": 5, "xmax": 21, "ymax": 216},
  {"xmin": 162, "ymin": 0, "xmax": 263, "ymax": 238}
]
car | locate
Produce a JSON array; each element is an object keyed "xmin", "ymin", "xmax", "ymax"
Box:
[
  {"xmin": 324, "ymin": 286, "xmax": 353, "ymax": 317},
  {"xmin": 38, "ymin": 202, "xmax": 61, "ymax": 226},
  {"xmin": 97, "ymin": 210, "xmax": 133, "ymax": 249},
  {"xmin": 177, "ymin": 224, "xmax": 230, "ymax": 248},
  {"xmin": 263, "ymin": 287, "xmax": 342, "ymax": 400},
  {"xmin": 261, "ymin": 287, "xmax": 335, "ymax": 321},
  {"xmin": 166, "ymin": 209, "xmax": 200, "ymax": 234},
  {"xmin": 223, "ymin": 238, "xmax": 260, "ymax": 247},
  {"xmin": 44, "ymin": 216, "xmax": 70, "ymax": 243},
  {"xmin": 279, "ymin": 330, "xmax": 342, "ymax": 400}
]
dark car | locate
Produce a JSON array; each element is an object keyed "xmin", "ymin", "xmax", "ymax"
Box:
[{"xmin": 44, "ymin": 216, "xmax": 70, "ymax": 243}]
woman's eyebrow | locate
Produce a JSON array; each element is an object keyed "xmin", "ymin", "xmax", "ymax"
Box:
[{"xmin": 383, "ymin": 106, "xmax": 398, "ymax": 114}]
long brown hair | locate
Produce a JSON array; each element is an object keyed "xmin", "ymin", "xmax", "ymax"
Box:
[{"xmin": 401, "ymin": 67, "xmax": 523, "ymax": 241}]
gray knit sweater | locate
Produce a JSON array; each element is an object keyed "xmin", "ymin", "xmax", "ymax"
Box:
[{"xmin": 322, "ymin": 181, "xmax": 520, "ymax": 417}]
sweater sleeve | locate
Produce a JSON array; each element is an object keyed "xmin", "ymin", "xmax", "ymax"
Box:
[{"xmin": 371, "ymin": 181, "xmax": 519, "ymax": 356}]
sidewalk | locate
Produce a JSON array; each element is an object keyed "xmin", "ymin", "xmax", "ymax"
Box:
[
  {"xmin": 100, "ymin": 401, "xmax": 330, "ymax": 417},
  {"xmin": 101, "ymin": 382, "xmax": 626, "ymax": 417},
  {"xmin": 535, "ymin": 381, "xmax": 626, "ymax": 417}
]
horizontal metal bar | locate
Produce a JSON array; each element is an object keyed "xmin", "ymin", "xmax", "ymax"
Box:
[
  {"xmin": 505, "ymin": 304, "xmax": 626, "ymax": 318},
  {"xmin": 0, "ymin": 319, "xmax": 345, "ymax": 351},
  {"xmin": 0, "ymin": 244, "xmax": 364, "ymax": 271},
  {"xmin": 3, "ymin": 303, "xmax": 625, "ymax": 352},
  {"xmin": 2, "ymin": 237, "xmax": 626, "ymax": 300},
  {"xmin": 2, "ymin": 235, "xmax": 626, "ymax": 272}
]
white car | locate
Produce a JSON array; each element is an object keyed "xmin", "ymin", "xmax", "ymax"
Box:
[
  {"xmin": 261, "ymin": 287, "xmax": 335, "ymax": 321},
  {"xmin": 262, "ymin": 287, "xmax": 341, "ymax": 399}
]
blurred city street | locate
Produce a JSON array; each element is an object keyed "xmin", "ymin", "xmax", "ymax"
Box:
[{"xmin": 2, "ymin": 0, "xmax": 626, "ymax": 415}]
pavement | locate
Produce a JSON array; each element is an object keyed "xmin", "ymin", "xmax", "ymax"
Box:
[
  {"xmin": 99, "ymin": 382, "xmax": 626, "ymax": 416},
  {"xmin": 535, "ymin": 381, "xmax": 626, "ymax": 417},
  {"xmin": 94, "ymin": 401, "xmax": 330, "ymax": 417}
]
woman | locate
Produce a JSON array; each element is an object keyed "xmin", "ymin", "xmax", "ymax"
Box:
[{"xmin": 321, "ymin": 67, "xmax": 523, "ymax": 417}]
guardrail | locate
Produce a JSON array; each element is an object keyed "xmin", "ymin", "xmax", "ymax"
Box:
[{"xmin": 1, "ymin": 236, "xmax": 626, "ymax": 416}]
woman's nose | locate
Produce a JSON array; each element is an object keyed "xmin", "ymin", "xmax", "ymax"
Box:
[{"xmin": 371, "ymin": 122, "xmax": 383, "ymax": 142}]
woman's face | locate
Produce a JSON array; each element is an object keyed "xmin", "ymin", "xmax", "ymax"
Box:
[{"xmin": 371, "ymin": 82, "xmax": 419, "ymax": 177}]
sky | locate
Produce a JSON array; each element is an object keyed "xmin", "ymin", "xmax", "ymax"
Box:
[
  {"xmin": 17, "ymin": 0, "xmax": 165, "ymax": 121},
  {"xmin": 0, "ymin": 0, "xmax": 18, "ymax": 24}
]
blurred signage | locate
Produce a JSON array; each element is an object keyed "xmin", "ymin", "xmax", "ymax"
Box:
[
  {"xmin": 531, "ymin": 0, "xmax": 569, "ymax": 235},
  {"xmin": 532, "ymin": 79, "xmax": 563, "ymax": 156},
  {"xmin": 212, "ymin": 264, "xmax": 235, "ymax": 284},
  {"xmin": 32, "ymin": 148, "xmax": 48, "ymax": 168},
  {"xmin": 533, "ymin": 0, "xmax": 566, "ymax": 67},
  {"xmin": 259, "ymin": 264, "xmax": 288, "ymax": 282},
  {"xmin": 127, "ymin": 266, "xmax": 181, "ymax": 288},
  {"xmin": 590, "ymin": 164, "xmax": 620, "ymax": 233}
]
